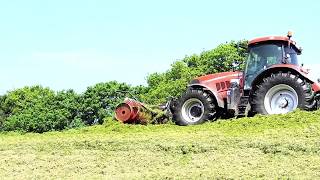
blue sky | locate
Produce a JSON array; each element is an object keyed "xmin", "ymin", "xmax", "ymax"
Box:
[{"xmin": 0, "ymin": 0, "xmax": 319, "ymax": 94}]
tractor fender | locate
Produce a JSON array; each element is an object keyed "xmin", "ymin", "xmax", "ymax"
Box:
[
  {"xmin": 251, "ymin": 65, "xmax": 320, "ymax": 92},
  {"xmin": 188, "ymin": 84, "xmax": 225, "ymax": 108}
]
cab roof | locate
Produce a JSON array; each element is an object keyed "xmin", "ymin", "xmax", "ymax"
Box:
[{"xmin": 249, "ymin": 36, "xmax": 302, "ymax": 54}]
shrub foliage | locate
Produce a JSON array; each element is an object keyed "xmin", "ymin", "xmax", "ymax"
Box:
[
  {"xmin": 0, "ymin": 86, "xmax": 82, "ymax": 133},
  {"xmin": 143, "ymin": 40, "xmax": 248, "ymax": 104}
]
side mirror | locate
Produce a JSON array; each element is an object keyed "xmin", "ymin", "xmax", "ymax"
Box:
[{"xmin": 318, "ymin": 78, "xmax": 320, "ymax": 83}]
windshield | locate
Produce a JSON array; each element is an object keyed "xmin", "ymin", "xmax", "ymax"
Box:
[{"xmin": 244, "ymin": 44, "xmax": 283, "ymax": 89}]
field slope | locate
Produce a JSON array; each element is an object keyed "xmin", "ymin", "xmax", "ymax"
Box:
[{"xmin": 1, "ymin": 110, "xmax": 320, "ymax": 179}]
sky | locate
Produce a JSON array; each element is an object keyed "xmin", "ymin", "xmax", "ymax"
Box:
[{"xmin": 0, "ymin": 0, "xmax": 319, "ymax": 94}]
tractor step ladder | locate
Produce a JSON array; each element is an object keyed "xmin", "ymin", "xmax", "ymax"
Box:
[{"xmin": 237, "ymin": 96, "xmax": 249, "ymax": 116}]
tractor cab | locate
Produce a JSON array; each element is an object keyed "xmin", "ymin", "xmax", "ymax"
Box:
[{"xmin": 244, "ymin": 33, "xmax": 302, "ymax": 89}]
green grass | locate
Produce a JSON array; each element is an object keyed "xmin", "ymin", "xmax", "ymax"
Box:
[{"xmin": 1, "ymin": 110, "xmax": 320, "ymax": 179}]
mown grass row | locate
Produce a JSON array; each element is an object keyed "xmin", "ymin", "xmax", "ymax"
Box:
[{"xmin": 0, "ymin": 110, "xmax": 320, "ymax": 179}]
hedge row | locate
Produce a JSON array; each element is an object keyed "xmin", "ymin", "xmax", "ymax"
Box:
[{"xmin": 0, "ymin": 40, "xmax": 247, "ymax": 132}]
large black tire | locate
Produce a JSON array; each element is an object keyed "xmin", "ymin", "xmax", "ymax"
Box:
[
  {"xmin": 251, "ymin": 72, "xmax": 316, "ymax": 115},
  {"xmin": 173, "ymin": 89, "xmax": 217, "ymax": 125}
]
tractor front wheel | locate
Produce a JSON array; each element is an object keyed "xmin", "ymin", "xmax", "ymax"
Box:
[
  {"xmin": 173, "ymin": 89, "xmax": 217, "ymax": 125},
  {"xmin": 251, "ymin": 72, "xmax": 316, "ymax": 115}
]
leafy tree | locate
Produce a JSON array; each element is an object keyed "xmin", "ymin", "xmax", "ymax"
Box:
[
  {"xmin": 0, "ymin": 95, "xmax": 6, "ymax": 128},
  {"xmin": 143, "ymin": 40, "xmax": 248, "ymax": 104},
  {"xmin": 0, "ymin": 86, "xmax": 82, "ymax": 133},
  {"xmin": 79, "ymin": 81, "xmax": 136, "ymax": 125},
  {"xmin": 53, "ymin": 89, "xmax": 83, "ymax": 128}
]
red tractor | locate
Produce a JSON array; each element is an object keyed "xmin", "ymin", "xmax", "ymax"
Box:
[{"xmin": 172, "ymin": 32, "xmax": 320, "ymax": 125}]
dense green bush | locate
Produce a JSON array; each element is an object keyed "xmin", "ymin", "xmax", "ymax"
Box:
[
  {"xmin": 142, "ymin": 40, "xmax": 248, "ymax": 104},
  {"xmin": 78, "ymin": 81, "xmax": 139, "ymax": 125},
  {"xmin": 0, "ymin": 86, "xmax": 82, "ymax": 133},
  {"xmin": 0, "ymin": 82, "xmax": 142, "ymax": 132}
]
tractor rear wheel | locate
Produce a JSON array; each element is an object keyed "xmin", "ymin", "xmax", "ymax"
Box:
[
  {"xmin": 251, "ymin": 72, "xmax": 316, "ymax": 115},
  {"xmin": 173, "ymin": 88, "xmax": 217, "ymax": 125}
]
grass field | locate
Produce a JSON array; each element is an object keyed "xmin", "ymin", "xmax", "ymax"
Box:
[{"xmin": 0, "ymin": 110, "xmax": 320, "ymax": 179}]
